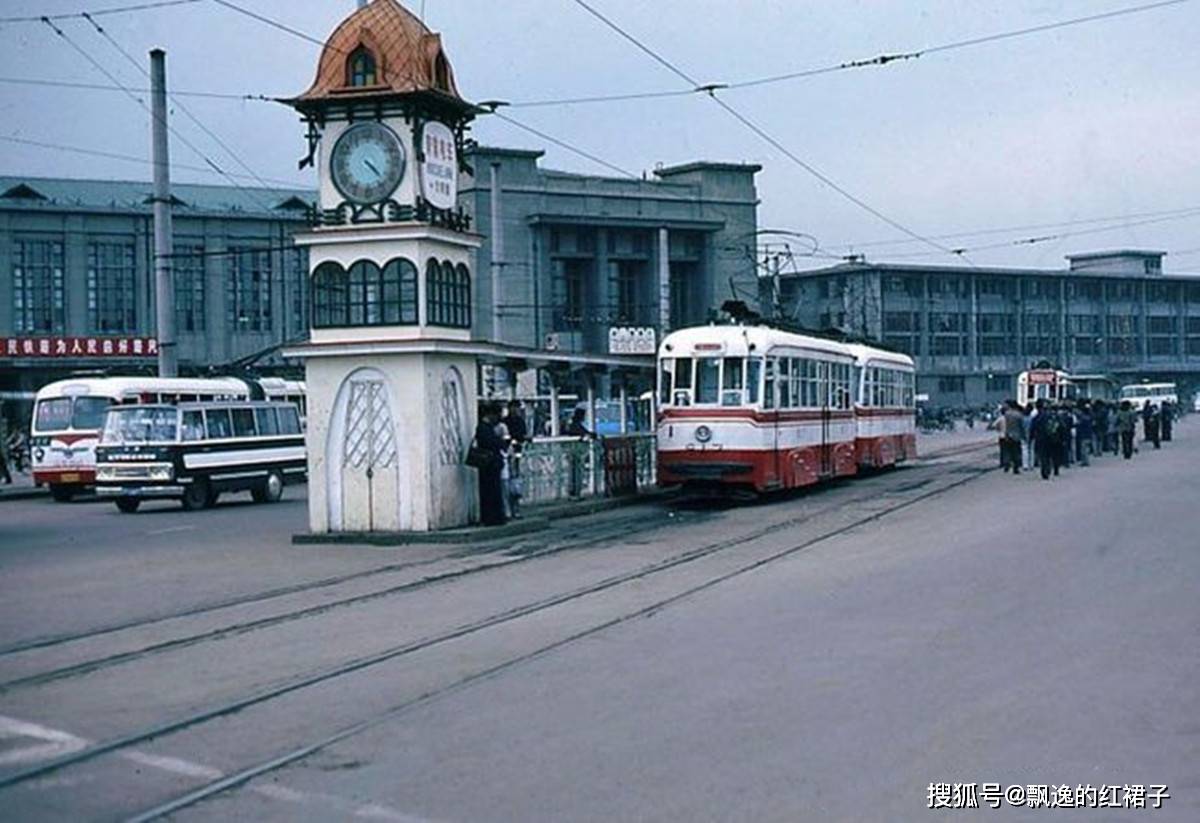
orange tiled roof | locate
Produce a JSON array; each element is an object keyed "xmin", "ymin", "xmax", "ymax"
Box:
[{"xmin": 295, "ymin": 0, "xmax": 465, "ymax": 103}]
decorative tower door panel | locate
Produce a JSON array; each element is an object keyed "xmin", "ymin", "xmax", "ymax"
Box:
[{"xmin": 328, "ymin": 370, "xmax": 400, "ymax": 532}]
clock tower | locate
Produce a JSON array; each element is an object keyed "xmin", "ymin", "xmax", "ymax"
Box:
[{"xmin": 285, "ymin": 0, "xmax": 483, "ymax": 534}]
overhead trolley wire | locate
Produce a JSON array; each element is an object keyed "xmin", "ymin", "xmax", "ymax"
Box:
[
  {"xmin": 39, "ymin": 16, "xmax": 275, "ymax": 214},
  {"xmin": 0, "ymin": 75, "xmax": 275, "ymax": 101},
  {"xmin": 510, "ymin": 0, "xmax": 1193, "ymax": 106},
  {"xmin": 566, "ymin": 0, "xmax": 965, "ymax": 261},
  {"xmin": 81, "ymin": 12, "xmax": 281, "ymax": 194},
  {"xmin": 0, "ymin": 0, "xmax": 199, "ymax": 24}
]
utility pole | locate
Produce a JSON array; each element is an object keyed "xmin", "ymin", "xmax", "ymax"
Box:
[
  {"xmin": 150, "ymin": 48, "xmax": 177, "ymax": 377},
  {"xmin": 489, "ymin": 162, "xmax": 504, "ymax": 343}
]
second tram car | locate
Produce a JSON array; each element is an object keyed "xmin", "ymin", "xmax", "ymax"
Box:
[
  {"xmin": 657, "ymin": 325, "xmax": 916, "ymax": 493},
  {"xmin": 1016, "ymin": 368, "xmax": 1074, "ymax": 406}
]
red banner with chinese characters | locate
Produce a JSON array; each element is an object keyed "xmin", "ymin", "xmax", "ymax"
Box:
[{"xmin": 0, "ymin": 337, "xmax": 159, "ymax": 359}]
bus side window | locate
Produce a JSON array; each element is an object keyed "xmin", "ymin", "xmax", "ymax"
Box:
[
  {"xmin": 278, "ymin": 406, "xmax": 301, "ymax": 435},
  {"xmin": 232, "ymin": 408, "xmax": 257, "ymax": 438},
  {"xmin": 255, "ymin": 407, "xmax": 280, "ymax": 436},
  {"xmin": 181, "ymin": 411, "xmax": 205, "ymax": 442},
  {"xmin": 205, "ymin": 408, "xmax": 233, "ymax": 440}
]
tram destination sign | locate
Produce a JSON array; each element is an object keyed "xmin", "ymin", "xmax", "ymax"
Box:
[{"xmin": 1, "ymin": 336, "xmax": 158, "ymax": 359}]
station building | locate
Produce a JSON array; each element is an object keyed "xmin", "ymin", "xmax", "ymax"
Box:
[
  {"xmin": 0, "ymin": 176, "xmax": 314, "ymax": 397},
  {"xmin": 773, "ymin": 249, "xmax": 1200, "ymax": 406}
]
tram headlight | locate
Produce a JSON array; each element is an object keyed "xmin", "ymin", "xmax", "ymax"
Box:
[
  {"xmin": 34, "ymin": 447, "xmax": 45, "ymax": 462},
  {"xmin": 694, "ymin": 425, "xmax": 713, "ymax": 443}
]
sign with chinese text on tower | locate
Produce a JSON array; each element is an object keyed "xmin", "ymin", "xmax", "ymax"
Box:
[{"xmin": 421, "ymin": 120, "xmax": 457, "ymax": 210}]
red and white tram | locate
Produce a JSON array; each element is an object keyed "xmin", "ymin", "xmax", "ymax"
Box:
[{"xmin": 656, "ymin": 326, "xmax": 916, "ymax": 493}]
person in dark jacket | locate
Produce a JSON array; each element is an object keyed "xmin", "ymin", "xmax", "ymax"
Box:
[
  {"xmin": 1030, "ymin": 400, "xmax": 1060, "ymax": 480},
  {"xmin": 1160, "ymin": 400, "xmax": 1174, "ymax": 442},
  {"xmin": 1142, "ymin": 403, "xmax": 1161, "ymax": 449},
  {"xmin": 475, "ymin": 404, "xmax": 507, "ymax": 526},
  {"xmin": 1074, "ymin": 402, "xmax": 1093, "ymax": 466},
  {"xmin": 1116, "ymin": 400, "xmax": 1137, "ymax": 459}
]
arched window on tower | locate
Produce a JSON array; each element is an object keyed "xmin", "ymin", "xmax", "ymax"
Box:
[
  {"xmin": 312, "ymin": 262, "xmax": 348, "ymax": 328},
  {"xmin": 381, "ymin": 258, "xmax": 419, "ymax": 324},
  {"xmin": 426, "ymin": 258, "xmax": 470, "ymax": 329},
  {"xmin": 454, "ymin": 263, "xmax": 472, "ymax": 328},
  {"xmin": 347, "ymin": 46, "xmax": 377, "ymax": 87},
  {"xmin": 347, "ymin": 260, "xmax": 382, "ymax": 326}
]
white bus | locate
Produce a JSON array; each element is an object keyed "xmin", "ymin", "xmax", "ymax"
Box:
[
  {"xmin": 29, "ymin": 376, "xmax": 304, "ymax": 501},
  {"xmin": 1118, "ymin": 382, "xmax": 1178, "ymax": 412}
]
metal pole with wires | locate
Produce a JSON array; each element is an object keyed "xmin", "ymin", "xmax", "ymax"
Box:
[{"xmin": 150, "ymin": 48, "xmax": 177, "ymax": 377}]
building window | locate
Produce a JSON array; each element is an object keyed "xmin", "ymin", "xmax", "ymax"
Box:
[
  {"xmin": 13, "ymin": 239, "xmax": 65, "ymax": 333},
  {"xmin": 1106, "ymin": 281, "xmax": 1138, "ymax": 301},
  {"xmin": 882, "ymin": 275, "xmax": 922, "ymax": 297},
  {"xmin": 883, "ymin": 311, "xmax": 920, "ymax": 332},
  {"xmin": 552, "ymin": 258, "xmax": 588, "ymax": 331},
  {"xmin": 986, "ymin": 374, "xmax": 1010, "ymax": 393},
  {"xmin": 228, "ymin": 247, "xmax": 273, "ymax": 332},
  {"xmin": 426, "ymin": 258, "xmax": 470, "ymax": 329},
  {"xmin": 611, "ymin": 259, "xmax": 643, "ymax": 324},
  {"xmin": 669, "ymin": 262, "xmax": 694, "ymax": 329},
  {"xmin": 979, "ymin": 277, "xmax": 1016, "ymax": 298},
  {"xmin": 1068, "ymin": 279, "xmax": 1103, "ymax": 300},
  {"xmin": 175, "ymin": 244, "xmax": 206, "ymax": 333},
  {"xmin": 979, "ymin": 337, "xmax": 1015, "ymax": 356},
  {"xmin": 348, "ymin": 260, "xmax": 381, "ymax": 326},
  {"xmin": 930, "ymin": 336, "xmax": 962, "ymax": 356},
  {"xmin": 937, "ymin": 376, "xmax": 965, "ymax": 394},
  {"xmin": 383, "ymin": 258, "xmax": 419, "ymax": 324},
  {"xmin": 347, "ymin": 46, "xmax": 377, "ymax": 87},
  {"xmin": 86, "ymin": 241, "xmax": 136, "ymax": 333}
]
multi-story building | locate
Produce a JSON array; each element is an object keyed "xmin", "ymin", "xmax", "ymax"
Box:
[
  {"xmin": 460, "ymin": 146, "xmax": 761, "ymax": 354},
  {"xmin": 772, "ymin": 250, "xmax": 1200, "ymax": 406},
  {"xmin": 0, "ymin": 176, "xmax": 314, "ymax": 396}
]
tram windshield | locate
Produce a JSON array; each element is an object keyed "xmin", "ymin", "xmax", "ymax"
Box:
[
  {"xmin": 661, "ymin": 356, "xmax": 764, "ymax": 407},
  {"xmin": 101, "ymin": 407, "xmax": 178, "ymax": 444}
]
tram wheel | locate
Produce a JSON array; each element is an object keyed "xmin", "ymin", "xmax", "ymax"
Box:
[{"xmin": 115, "ymin": 498, "xmax": 141, "ymax": 514}]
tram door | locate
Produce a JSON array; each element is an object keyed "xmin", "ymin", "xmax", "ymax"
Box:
[{"xmin": 819, "ymin": 361, "xmax": 833, "ymax": 477}]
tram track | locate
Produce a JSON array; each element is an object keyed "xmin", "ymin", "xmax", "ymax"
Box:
[
  {"xmin": 0, "ymin": 457, "xmax": 955, "ymax": 694},
  {"xmin": 123, "ymin": 455, "xmax": 998, "ymax": 822},
  {"xmin": 0, "ymin": 453, "xmax": 996, "ymax": 804}
]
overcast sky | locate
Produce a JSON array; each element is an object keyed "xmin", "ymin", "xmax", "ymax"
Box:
[{"xmin": 1, "ymin": 0, "xmax": 1198, "ymax": 271}]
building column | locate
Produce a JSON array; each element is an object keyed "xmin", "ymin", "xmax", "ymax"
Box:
[
  {"xmin": 1058, "ymin": 279, "xmax": 1068, "ymax": 370},
  {"xmin": 968, "ymin": 275, "xmax": 979, "ymax": 369},
  {"xmin": 657, "ymin": 227, "xmax": 670, "ymax": 332}
]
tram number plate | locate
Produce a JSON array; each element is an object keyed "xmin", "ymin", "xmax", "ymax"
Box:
[{"xmin": 60, "ymin": 473, "xmax": 80, "ymax": 483}]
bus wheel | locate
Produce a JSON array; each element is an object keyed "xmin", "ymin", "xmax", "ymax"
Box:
[
  {"xmin": 181, "ymin": 481, "xmax": 209, "ymax": 511},
  {"xmin": 49, "ymin": 484, "xmax": 75, "ymax": 503},
  {"xmin": 115, "ymin": 498, "xmax": 141, "ymax": 514},
  {"xmin": 252, "ymin": 471, "xmax": 284, "ymax": 504}
]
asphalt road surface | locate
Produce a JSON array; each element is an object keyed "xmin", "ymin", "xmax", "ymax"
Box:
[{"xmin": 0, "ymin": 426, "xmax": 1195, "ymax": 822}]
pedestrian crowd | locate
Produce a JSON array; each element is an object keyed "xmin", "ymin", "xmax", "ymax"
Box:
[{"xmin": 990, "ymin": 396, "xmax": 1178, "ymax": 480}]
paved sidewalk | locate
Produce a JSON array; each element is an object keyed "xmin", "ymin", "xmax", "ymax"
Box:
[{"xmin": 0, "ymin": 471, "xmax": 44, "ymax": 502}]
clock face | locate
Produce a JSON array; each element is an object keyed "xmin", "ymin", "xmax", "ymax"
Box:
[{"xmin": 330, "ymin": 122, "xmax": 406, "ymax": 205}]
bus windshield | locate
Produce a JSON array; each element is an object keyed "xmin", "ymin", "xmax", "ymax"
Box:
[
  {"xmin": 34, "ymin": 396, "xmax": 114, "ymax": 432},
  {"xmin": 101, "ymin": 407, "xmax": 178, "ymax": 444}
]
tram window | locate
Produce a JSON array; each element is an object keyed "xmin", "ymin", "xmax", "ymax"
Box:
[
  {"xmin": 672, "ymin": 357, "xmax": 693, "ymax": 406},
  {"xmin": 181, "ymin": 411, "xmax": 205, "ymax": 441},
  {"xmin": 747, "ymin": 358, "xmax": 762, "ymax": 405},
  {"xmin": 777, "ymin": 359, "xmax": 791, "ymax": 409},
  {"xmin": 763, "ymin": 359, "xmax": 776, "ymax": 410},
  {"xmin": 659, "ymin": 360, "xmax": 672, "ymax": 405},
  {"xmin": 278, "ymin": 406, "xmax": 302, "ymax": 435},
  {"xmin": 696, "ymin": 358, "xmax": 720, "ymax": 404},
  {"xmin": 205, "ymin": 408, "xmax": 233, "ymax": 440},
  {"xmin": 232, "ymin": 408, "xmax": 257, "ymax": 438},
  {"xmin": 255, "ymin": 407, "xmax": 280, "ymax": 436},
  {"xmin": 721, "ymin": 357, "xmax": 744, "ymax": 406}
]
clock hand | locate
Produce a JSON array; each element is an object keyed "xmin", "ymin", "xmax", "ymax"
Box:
[{"xmin": 363, "ymin": 158, "xmax": 381, "ymax": 176}]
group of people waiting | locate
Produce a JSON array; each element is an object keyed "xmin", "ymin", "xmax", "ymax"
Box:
[
  {"xmin": 473, "ymin": 404, "xmax": 597, "ymax": 527},
  {"xmin": 991, "ymin": 397, "xmax": 1178, "ymax": 480}
]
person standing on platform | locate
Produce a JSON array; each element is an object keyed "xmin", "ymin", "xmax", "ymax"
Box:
[
  {"xmin": 1143, "ymin": 402, "xmax": 1161, "ymax": 449},
  {"xmin": 1030, "ymin": 400, "xmax": 1059, "ymax": 480},
  {"xmin": 1023, "ymin": 403, "xmax": 1037, "ymax": 469},
  {"xmin": 566, "ymin": 407, "xmax": 596, "ymax": 498},
  {"xmin": 1075, "ymin": 401, "xmax": 1093, "ymax": 467},
  {"xmin": 1117, "ymin": 400, "xmax": 1137, "ymax": 459},
  {"xmin": 1002, "ymin": 400, "xmax": 1025, "ymax": 474},
  {"xmin": 0, "ymin": 406, "xmax": 12, "ymax": 485},
  {"xmin": 501, "ymin": 403, "xmax": 529, "ymax": 519},
  {"xmin": 474, "ymin": 404, "xmax": 507, "ymax": 526}
]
